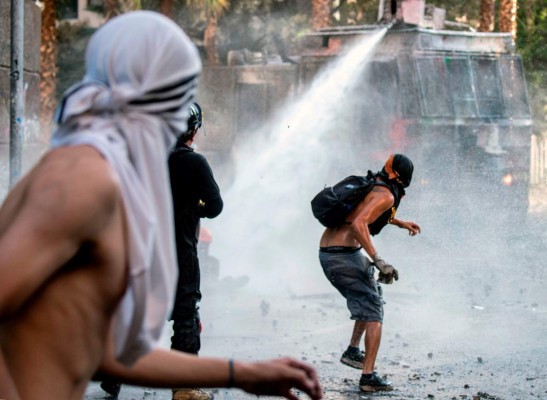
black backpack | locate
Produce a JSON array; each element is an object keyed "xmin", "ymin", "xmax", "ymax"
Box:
[{"xmin": 311, "ymin": 173, "xmax": 376, "ymax": 228}]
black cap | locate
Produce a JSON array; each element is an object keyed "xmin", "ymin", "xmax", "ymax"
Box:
[{"xmin": 392, "ymin": 154, "xmax": 413, "ymax": 188}]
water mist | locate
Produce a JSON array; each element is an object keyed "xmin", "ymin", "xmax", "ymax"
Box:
[
  {"xmin": 203, "ymin": 24, "xmax": 546, "ymax": 373},
  {"xmin": 208, "ymin": 28, "xmax": 389, "ymax": 296}
]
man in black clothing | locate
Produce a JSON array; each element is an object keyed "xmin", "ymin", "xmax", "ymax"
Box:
[
  {"xmin": 169, "ymin": 102, "xmax": 223, "ymax": 400},
  {"xmin": 101, "ymin": 103, "xmax": 223, "ymax": 400}
]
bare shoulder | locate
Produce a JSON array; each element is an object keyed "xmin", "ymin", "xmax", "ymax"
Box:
[
  {"xmin": 22, "ymin": 146, "xmax": 121, "ymax": 237},
  {"xmin": 0, "ymin": 145, "xmax": 123, "ymax": 315},
  {"xmin": 348, "ymin": 184, "xmax": 394, "ymax": 224},
  {"xmin": 357, "ymin": 184, "xmax": 394, "ymax": 211},
  {"xmin": 369, "ymin": 184, "xmax": 395, "ymax": 204}
]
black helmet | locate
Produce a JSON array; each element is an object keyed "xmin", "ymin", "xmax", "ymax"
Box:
[{"xmin": 187, "ymin": 102, "xmax": 203, "ymax": 132}]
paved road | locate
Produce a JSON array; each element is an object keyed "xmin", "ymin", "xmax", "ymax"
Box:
[{"xmin": 85, "ymin": 221, "xmax": 547, "ymax": 400}]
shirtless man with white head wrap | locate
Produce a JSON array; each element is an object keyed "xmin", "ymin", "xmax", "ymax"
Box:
[{"xmin": 0, "ymin": 11, "xmax": 322, "ymax": 400}]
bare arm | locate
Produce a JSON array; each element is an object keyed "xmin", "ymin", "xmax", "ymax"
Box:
[
  {"xmin": 0, "ymin": 151, "xmax": 120, "ymax": 397},
  {"xmin": 0, "ymin": 159, "xmax": 118, "ymax": 318},
  {"xmin": 0, "ymin": 356, "xmax": 19, "ymax": 400},
  {"xmin": 98, "ymin": 347, "xmax": 323, "ymax": 400},
  {"xmin": 346, "ymin": 186, "xmax": 394, "ymax": 258},
  {"xmin": 390, "ymin": 217, "xmax": 421, "ymax": 236}
]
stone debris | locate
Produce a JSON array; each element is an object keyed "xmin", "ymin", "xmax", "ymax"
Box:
[
  {"xmin": 472, "ymin": 392, "xmax": 503, "ymax": 399},
  {"xmin": 408, "ymin": 373, "xmax": 422, "ymax": 381}
]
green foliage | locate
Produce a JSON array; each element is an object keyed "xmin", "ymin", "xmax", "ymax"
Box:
[
  {"xmin": 515, "ymin": 1, "xmax": 547, "ymax": 131},
  {"xmin": 56, "ymin": 0, "xmax": 77, "ymax": 19},
  {"xmin": 516, "ymin": 1, "xmax": 547, "ymax": 70},
  {"xmin": 52, "ymin": 0, "xmax": 545, "ymax": 127}
]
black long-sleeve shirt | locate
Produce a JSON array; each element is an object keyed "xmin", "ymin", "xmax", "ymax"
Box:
[{"xmin": 169, "ymin": 143, "xmax": 223, "ymax": 254}]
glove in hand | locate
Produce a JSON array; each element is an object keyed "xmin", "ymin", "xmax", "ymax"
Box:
[
  {"xmin": 377, "ymin": 269, "xmax": 399, "ymax": 284},
  {"xmin": 372, "ymin": 254, "xmax": 399, "ymax": 284}
]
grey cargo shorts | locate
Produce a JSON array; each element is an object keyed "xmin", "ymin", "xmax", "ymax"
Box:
[{"xmin": 319, "ymin": 247, "xmax": 383, "ymax": 323}]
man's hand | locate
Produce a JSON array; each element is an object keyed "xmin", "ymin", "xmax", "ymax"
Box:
[
  {"xmin": 378, "ymin": 270, "xmax": 399, "ymax": 284},
  {"xmin": 399, "ymin": 220, "xmax": 421, "ymax": 236},
  {"xmin": 372, "ymin": 255, "xmax": 399, "ymax": 284},
  {"xmin": 237, "ymin": 358, "xmax": 323, "ymax": 400}
]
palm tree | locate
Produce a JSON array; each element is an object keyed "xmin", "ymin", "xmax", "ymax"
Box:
[
  {"xmin": 187, "ymin": 0, "xmax": 230, "ymax": 66},
  {"xmin": 104, "ymin": 0, "xmax": 120, "ymax": 20},
  {"xmin": 160, "ymin": 0, "xmax": 175, "ymax": 19},
  {"xmin": 40, "ymin": 0, "xmax": 57, "ymax": 131},
  {"xmin": 478, "ymin": 0, "xmax": 495, "ymax": 32},
  {"xmin": 312, "ymin": 0, "xmax": 331, "ymax": 30},
  {"xmin": 499, "ymin": 0, "xmax": 517, "ymax": 40},
  {"xmin": 120, "ymin": 0, "xmax": 142, "ymax": 12},
  {"xmin": 105, "ymin": 0, "xmax": 141, "ymax": 20}
]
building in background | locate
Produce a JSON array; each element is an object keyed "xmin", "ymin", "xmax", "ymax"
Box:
[{"xmin": 57, "ymin": 0, "xmax": 104, "ymax": 27}]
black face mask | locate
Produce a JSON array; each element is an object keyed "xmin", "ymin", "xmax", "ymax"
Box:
[
  {"xmin": 392, "ymin": 180, "xmax": 406, "ymax": 197},
  {"xmin": 378, "ymin": 169, "xmax": 406, "ymax": 198}
]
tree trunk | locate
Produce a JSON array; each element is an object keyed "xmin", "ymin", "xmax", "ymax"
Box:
[
  {"xmin": 312, "ymin": 0, "xmax": 330, "ymax": 30},
  {"xmin": 204, "ymin": 14, "xmax": 220, "ymax": 66},
  {"xmin": 522, "ymin": 0, "xmax": 534, "ymax": 31},
  {"xmin": 499, "ymin": 0, "xmax": 517, "ymax": 41},
  {"xmin": 478, "ymin": 0, "xmax": 494, "ymax": 32},
  {"xmin": 159, "ymin": 0, "xmax": 174, "ymax": 19},
  {"xmin": 40, "ymin": 0, "xmax": 57, "ymax": 131},
  {"xmin": 120, "ymin": 0, "xmax": 142, "ymax": 12},
  {"xmin": 105, "ymin": 0, "xmax": 120, "ymax": 21}
]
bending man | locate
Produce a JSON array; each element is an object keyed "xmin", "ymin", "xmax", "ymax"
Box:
[{"xmin": 319, "ymin": 154, "xmax": 420, "ymax": 393}]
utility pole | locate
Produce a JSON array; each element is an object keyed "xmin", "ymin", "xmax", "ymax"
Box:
[{"xmin": 10, "ymin": 0, "xmax": 24, "ymax": 188}]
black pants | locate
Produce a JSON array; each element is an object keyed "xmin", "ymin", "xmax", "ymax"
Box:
[{"xmin": 170, "ymin": 250, "xmax": 202, "ymax": 354}]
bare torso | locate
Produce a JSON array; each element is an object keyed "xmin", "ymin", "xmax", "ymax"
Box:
[
  {"xmin": 319, "ymin": 224, "xmax": 359, "ymax": 248},
  {"xmin": 0, "ymin": 146, "xmax": 128, "ymax": 400},
  {"xmin": 319, "ymin": 185, "xmax": 395, "ymax": 257}
]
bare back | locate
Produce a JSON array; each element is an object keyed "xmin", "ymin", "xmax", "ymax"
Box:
[
  {"xmin": 320, "ymin": 185, "xmax": 394, "ymax": 257},
  {"xmin": 0, "ymin": 146, "xmax": 128, "ymax": 400}
]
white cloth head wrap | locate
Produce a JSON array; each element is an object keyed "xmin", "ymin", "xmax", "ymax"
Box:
[{"xmin": 51, "ymin": 11, "xmax": 201, "ymax": 365}]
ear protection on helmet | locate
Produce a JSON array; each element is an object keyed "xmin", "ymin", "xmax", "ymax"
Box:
[{"xmin": 187, "ymin": 102, "xmax": 203, "ymax": 132}]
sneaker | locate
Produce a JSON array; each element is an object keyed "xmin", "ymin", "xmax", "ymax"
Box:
[
  {"xmin": 100, "ymin": 381, "xmax": 121, "ymax": 398},
  {"xmin": 359, "ymin": 371, "xmax": 394, "ymax": 392},
  {"xmin": 172, "ymin": 388, "xmax": 214, "ymax": 400},
  {"xmin": 340, "ymin": 346, "xmax": 365, "ymax": 369}
]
